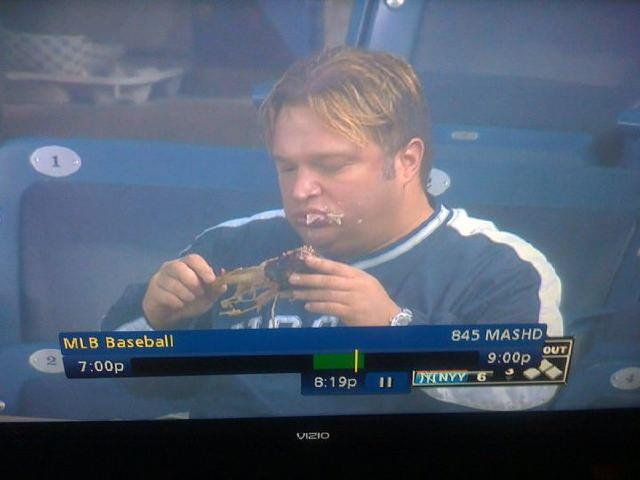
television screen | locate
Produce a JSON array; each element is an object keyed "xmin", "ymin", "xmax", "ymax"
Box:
[{"xmin": 1, "ymin": 0, "xmax": 638, "ymax": 474}]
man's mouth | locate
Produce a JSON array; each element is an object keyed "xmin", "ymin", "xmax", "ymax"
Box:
[
  {"xmin": 306, "ymin": 212, "xmax": 344, "ymax": 226},
  {"xmin": 305, "ymin": 213, "xmax": 325, "ymax": 225},
  {"xmin": 294, "ymin": 211, "xmax": 344, "ymax": 227}
]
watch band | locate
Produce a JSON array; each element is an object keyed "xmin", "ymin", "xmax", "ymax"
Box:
[{"xmin": 389, "ymin": 308, "xmax": 413, "ymax": 326}]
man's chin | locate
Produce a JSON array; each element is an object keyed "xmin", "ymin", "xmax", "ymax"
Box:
[{"xmin": 294, "ymin": 225, "xmax": 342, "ymax": 254}]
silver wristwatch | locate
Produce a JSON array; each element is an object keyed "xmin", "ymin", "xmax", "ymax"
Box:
[{"xmin": 389, "ymin": 308, "xmax": 413, "ymax": 326}]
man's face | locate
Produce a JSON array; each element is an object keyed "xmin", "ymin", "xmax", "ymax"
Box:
[{"xmin": 271, "ymin": 104, "xmax": 406, "ymax": 259}]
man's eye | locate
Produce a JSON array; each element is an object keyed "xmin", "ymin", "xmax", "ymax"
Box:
[
  {"xmin": 322, "ymin": 163, "xmax": 347, "ymax": 173},
  {"xmin": 318, "ymin": 162, "xmax": 347, "ymax": 173},
  {"xmin": 277, "ymin": 164, "xmax": 296, "ymax": 173}
]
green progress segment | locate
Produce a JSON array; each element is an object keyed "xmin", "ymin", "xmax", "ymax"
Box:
[{"xmin": 313, "ymin": 352, "xmax": 365, "ymax": 370}]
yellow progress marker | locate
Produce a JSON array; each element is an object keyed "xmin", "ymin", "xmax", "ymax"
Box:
[{"xmin": 354, "ymin": 349, "xmax": 359, "ymax": 373}]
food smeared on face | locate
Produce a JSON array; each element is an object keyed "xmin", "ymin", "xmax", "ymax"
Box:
[
  {"xmin": 326, "ymin": 212, "xmax": 344, "ymax": 225},
  {"xmin": 305, "ymin": 213, "xmax": 324, "ymax": 225},
  {"xmin": 305, "ymin": 212, "xmax": 344, "ymax": 226}
]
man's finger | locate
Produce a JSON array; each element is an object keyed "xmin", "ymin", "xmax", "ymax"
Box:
[
  {"xmin": 181, "ymin": 254, "xmax": 217, "ymax": 284},
  {"xmin": 154, "ymin": 285, "xmax": 186, "ymax": 310},
  {"xmin": 304, "ymin": 301, "xmax": 348, "ymax": 318},
  {"xmin": 164, "ymin": 262, "xmax": 205, "ymax": 296},
  {"xmin": 204, "ymin": 282, "xmax": 228, "ymax": 301},
  {"xmin": 288, "ymin": 273, "xmax": 352, "ymax": 290},
  {"xmin": 303, "ymin": 256, "xmax": 355, "ymax": 277},
  {"xmin": 157, "ymin": 276, "xmax": 196, "ymax": 303},
  {"xmin": 292, "ymin": 289, "xmax": 349, "ymax": 303}
]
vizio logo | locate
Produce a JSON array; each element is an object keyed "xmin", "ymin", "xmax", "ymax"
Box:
[{"xmin": 296, "ymin": 432, "xmax": 330, "ymax": 441}]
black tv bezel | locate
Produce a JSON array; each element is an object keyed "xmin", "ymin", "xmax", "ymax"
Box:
[{"xmin": 3, "ymin": 408, "xmax": 639, "ymax": 475}]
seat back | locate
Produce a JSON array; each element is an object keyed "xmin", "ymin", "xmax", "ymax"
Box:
[{"xmin": 0, "ymin": 138, "xmax": 279, "ymax": 344}]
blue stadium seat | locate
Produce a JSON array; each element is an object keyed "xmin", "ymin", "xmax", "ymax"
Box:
[
  {"xmin": 618, "ymin": 105, "xmax": 640, "ymax": 169},
  {"xmin": 0, "ymin": 138, "xmax": 281, "ymax": 418},
  {"xmin": 551, "ymin": 307, "xmax": 640, "ymax": 410},
  {"xmin": 0, "ymin": 138, "xmax": 280, "ymax": 345}
]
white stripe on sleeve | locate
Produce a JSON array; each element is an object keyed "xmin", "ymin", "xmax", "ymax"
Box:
[
  {"xmin": 446, "ymin": 208, "xmax": 563, "ymax": 336},
  {"xmin": 179, "ymin": 209, "xmax": 285, "ymax": 257},
  {"xmin": 427, "ymin": 209, "xmax": 563, "ymax": 411}
]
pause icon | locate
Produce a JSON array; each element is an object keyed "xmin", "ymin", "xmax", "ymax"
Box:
[{"xmin": 379, "ymin": 376, "xmax": 394, "ymax": 388}]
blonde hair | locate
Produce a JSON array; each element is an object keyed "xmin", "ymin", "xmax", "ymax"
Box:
[{"xmin": 259, "ymin": 46, "xmax": 432, "ymax": 185}]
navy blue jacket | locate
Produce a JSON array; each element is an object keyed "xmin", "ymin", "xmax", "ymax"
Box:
[
  {"xmin": 103, "ymin": 203, "xmax": 563, "ymax": 336},
  {"xmin": 102, "ymin": 204, "xmax": 563, "ymax": 412}
]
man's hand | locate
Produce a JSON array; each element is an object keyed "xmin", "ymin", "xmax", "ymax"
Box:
[
  {"xmin": 142, "ymin": 254, "xmax": 227, "ymax": 330},
  {"xmin": 288, "ymin": 256, "xmax": 400, "ymax": 326}
]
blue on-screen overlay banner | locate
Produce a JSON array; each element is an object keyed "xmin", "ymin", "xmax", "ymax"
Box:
[
  {"xmin": 57, "ymin": 325, "xmax": 568, "ymax": 386},
  {"xmin": 60, "ymin": 324, "xmax": 547, "ymax": 356}
]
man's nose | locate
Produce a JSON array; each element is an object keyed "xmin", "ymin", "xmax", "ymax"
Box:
[{"xmin": 291, "ymin": 168, "xmax": 322, "ymax": 200}]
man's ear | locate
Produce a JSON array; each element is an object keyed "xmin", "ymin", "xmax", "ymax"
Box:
[{"xmin": 395, "ymin": 138, "xmax": 425, "ymax": 184}]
